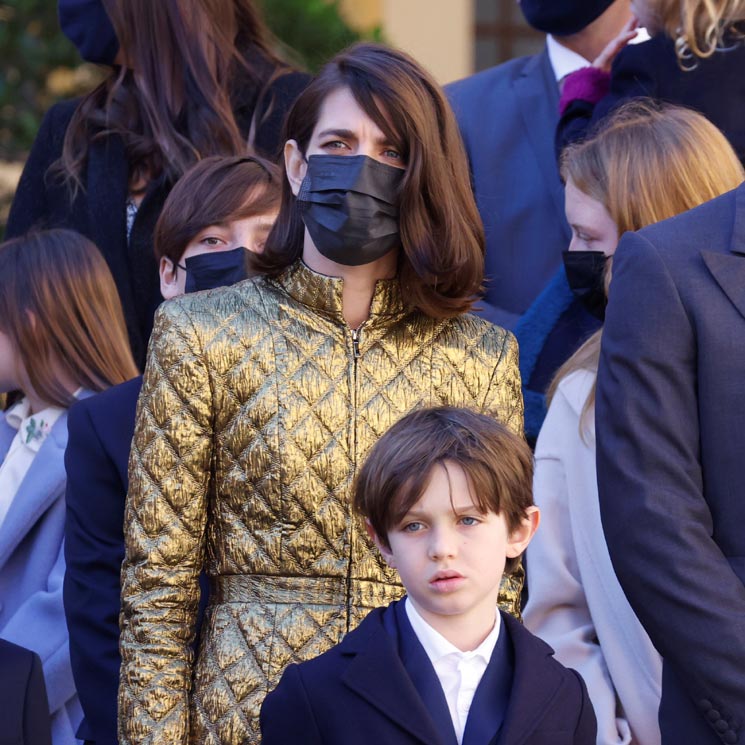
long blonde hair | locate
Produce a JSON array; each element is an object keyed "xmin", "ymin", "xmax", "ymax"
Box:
[
  {"xmin": 0, "ymin": 229, "xmax": 138, "ymax": 408},
  {"xmin": 551, "ymin": 100, "xmax": 744, "ymax": 430},
  {"xmin": 650, "ymin": 0, "xmax": 745, "ymax": 63}
]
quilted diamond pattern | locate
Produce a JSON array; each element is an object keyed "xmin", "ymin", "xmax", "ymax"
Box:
[{"xmin": 119, "ymin": 261, "xmax": 525, "ymax": 744}]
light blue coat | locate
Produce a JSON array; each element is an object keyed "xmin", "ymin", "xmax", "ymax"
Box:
[{"xmin": 0, "ymin": 407, "xmax": 83, "ymax": 745}]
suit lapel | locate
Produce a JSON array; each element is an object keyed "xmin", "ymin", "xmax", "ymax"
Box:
[
  {"xmin": 341, "ymin": 604, "xmax": 449, "ymax": 745},
  {"xmin": 462, "ymin": 619, "xmax": 514, "ymax": 745},
  {"xmin": 495, "ymin": 614, "xmax": 566, "ymax": 745},
  {"xmin": 512, "ymin": 49, "xmax": 569, "ymax": 240},
  {"xmin": 702, "ymin": 184, "xmax": 745, "ymax": 322},
  {"xmin": 0, "ymin": 412, "xmax": 68, "ymax": 570},
  {"xmin": 395, "ymin": 600, "xmax": 458, "ymax": 745}
]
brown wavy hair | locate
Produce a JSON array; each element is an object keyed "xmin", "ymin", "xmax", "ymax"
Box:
[
  {"xmin": 551, "ymin": 100, "xmax": 744, "ymax": 430},
  {"xmin": 58, "ymin": 0, "xmax": 282, "ymax": 196},
  {"xmin": 354, "ymin": 406, "xmax": 534, "ymax": 573},
  {"xmin": 154, "ymin": 155, "xmax": 281, "ymax": 264},
  {"xmin": 252, "ymin": 43, "xmax": 485, "ymax": 319},
  {"xmin": 0, "ymin": 229, "xmax": 138, "ymax": 408}
]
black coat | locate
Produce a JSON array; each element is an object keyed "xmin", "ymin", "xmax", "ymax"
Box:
[
  {"xmin": 0, "ymin": 639, "xmax": 52, "ymax": 745},
  {"xmin": 6, "ymin": 67, "xmax": 309, "ymax": 368},
  {"xmin": 557, "ymin": 34, "xmax": 745, "ymax": 163},
  {"xmin": 597, "ymin": 183, "xmax": 745, "ymax": 744}
]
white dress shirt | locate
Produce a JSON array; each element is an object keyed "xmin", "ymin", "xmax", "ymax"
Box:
[
  {"xmin": 0, "ymin": 397, "xmax": 65, "ymax": 526},
  {"xmin": 405, "ymin": 598, "xmax": 501, "ymax": 745},
  {"xmin": 546, "ymin": 34, "xmax": 592, "ymax": 83},
  {"xmin": 547, "ymin": 29, "xmax": 652, "ymax": 86}
]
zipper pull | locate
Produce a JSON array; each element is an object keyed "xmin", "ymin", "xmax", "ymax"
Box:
[{"xmin": 351, "ymin": 328, "xmax": 361, "ymax": 359}]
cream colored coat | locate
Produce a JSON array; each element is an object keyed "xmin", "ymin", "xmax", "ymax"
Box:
[{"xmin": 524, "ymin": 369, "xmax": 662, "ymax": 745}]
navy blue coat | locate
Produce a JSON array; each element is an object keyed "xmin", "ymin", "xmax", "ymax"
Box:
[
  {"xmin": 446, "ymin": 48, "xmax": 571, "ymax": 330},
  {"xmin": 63, "ymin": 376, "xmax": 142, "ymax": 745},
  {"xmin": 0, "ymin": 639, "xmax": 52, "ymax": 745},
  {"xmin": 261, "ymin": 599, "xmax": 596, "ymax": 745},
  {"xmin": 597, "ymin": 183, "xmax": 745, "ymax": 744},
  {"xmin": 558, "ymin": 34, "xmax": 745, "ymax": 164},
  {"xmin": 447, "ymin": 51, "xmax": 599, "ymax": 441}
]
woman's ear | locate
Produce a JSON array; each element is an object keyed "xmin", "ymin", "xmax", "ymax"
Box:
[
  {"xmin": 284, "ymin": 139, "xmax": 307, "ymax": 197},
  {"xmin": 505, "ymin": 506, "xmax": 540, "ymax": 559},
  {"xmin": 159, "ymin": 257, "xmax": 179, "ymax": 300},
  {"xmin": 365, "ymin": 519, "xmax": 396, "ymax": 569}
]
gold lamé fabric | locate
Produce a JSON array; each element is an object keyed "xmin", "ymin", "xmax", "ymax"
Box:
[{"xmin": 119, "ymin": 260, "xmax": 524, "ymax": 745}]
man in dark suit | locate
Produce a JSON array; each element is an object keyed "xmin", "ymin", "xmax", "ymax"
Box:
[
  {"xmin": 63, "ymin": 155, "xmax": 280, "ymax": 745},
  {"xmin": 445, "ymin": 0, "xmax": 630, "ymax": 441},
  {"xmin": 597, "ymin": 183, "xmax": 745, "ymax": 744}
]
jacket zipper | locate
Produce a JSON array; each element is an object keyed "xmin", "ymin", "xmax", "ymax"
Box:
[{"xmin": 346, "ymin": 325, "xmax": 362, "ymax": 630}]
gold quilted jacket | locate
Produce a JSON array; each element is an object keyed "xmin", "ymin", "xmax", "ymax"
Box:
[{"xmin": 119, "ymin": 261, "xmax": 524, "ymax": 744}]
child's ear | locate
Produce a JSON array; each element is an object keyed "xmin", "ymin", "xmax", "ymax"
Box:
[
  {"xmin": 365, "ymin": 519, "xmax": 396, "ymax": 569},
  {"xmin": 159, "ymin": 257, "xmax": 179, "ymax": 300},
  {"xmin": 505, "ymin": 506, "xmax": 540, "ymax": 559},
  {"xmin": 284, "ymin": 139, "xmax": 307, "ymax": 197}
]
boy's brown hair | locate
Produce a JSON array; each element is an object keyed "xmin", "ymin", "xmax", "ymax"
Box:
[
  {"xmin": 154, "ymin": 154, "xmax": 281, "ymax": 265},
  {"xmin": 354, "ymin": 406, "xmax": 534, "ymax": 573}
]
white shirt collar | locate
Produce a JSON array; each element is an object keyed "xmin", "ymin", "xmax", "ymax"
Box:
[
  {"xmin": 405, "ymin": 596, "xmax": 501, "ymax": 665},
  {"xmin": 5, "ymin": 397, "xmax": 65, "ymax": 454},
  {"xmin": 546, "ymin": 34, "xmax": 592, "ymax": 82}
]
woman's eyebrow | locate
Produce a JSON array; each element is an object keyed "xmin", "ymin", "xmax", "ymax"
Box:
[{"xmin": 316, "ymin": 128, "xmax": 357, "ymax": 141}]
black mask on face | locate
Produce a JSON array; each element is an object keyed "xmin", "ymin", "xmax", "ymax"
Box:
[
  {"xmin": 562, "ymin": 250, "xmax": 609, "ymax": 321},
  {"xmin": 297, "ymin": 154, "xmax": 404, "ymax": 267},
  {"xmin": 180, "ymin": 247, "xmax": 250, "ymax": 294},
  {"xmin": 519, "ymin": 0, "xmax": 614, "ymax": 36}
]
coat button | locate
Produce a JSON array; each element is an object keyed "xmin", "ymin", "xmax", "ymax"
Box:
[
  {"xmin": 717, "ymin": 721, "xmax": 730, "ymax": 732},
  {"xmin": 708, "ymin": 710, "xmax": 721, "ymax": 722},
  {"xmin": 724, "ymin": 732, "xmax": 737, "ymax": 744},
  {"xmin": 699, "ymin": 699, "xmax": 713, "ymax": 711}
]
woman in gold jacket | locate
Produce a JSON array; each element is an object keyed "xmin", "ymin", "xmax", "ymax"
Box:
[{"xmin": 119, "ymin": 43, "xmax": 524, "ymax": 744}]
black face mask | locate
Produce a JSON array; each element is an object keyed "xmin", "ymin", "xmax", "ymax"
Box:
[
  {"xmin": 562, "ymin": 250, "xmax": 609, "ymax": 321},
  {"xmin": 180, "ymin": 247, "xmax": 250, "ymax": 294},
  {"xmin": 297, "ymin": 154, "xmax": 404, "ymax": 267},
  {"xmin": 519, "ymin": 0, "xmax": 614, "ymax": 36}
]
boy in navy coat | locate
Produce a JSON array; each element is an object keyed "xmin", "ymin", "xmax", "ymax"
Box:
[{"xmin": 261, "ymin": 406, "xmax": 596, "ymax": 744}]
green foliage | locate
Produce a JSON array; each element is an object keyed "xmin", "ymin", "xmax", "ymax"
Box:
[
  {"xmin": 259, "ymin": 0, "xmax": 381, "ymax": 72},
  {"xmin": 0, "ymin": 1, "xmax": 89, "ymax": 159}
]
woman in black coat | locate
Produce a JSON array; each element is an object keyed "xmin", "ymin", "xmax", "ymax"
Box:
[{"xmin": 6, "ymin": 0, "xmax": 308, "ymax": 367}]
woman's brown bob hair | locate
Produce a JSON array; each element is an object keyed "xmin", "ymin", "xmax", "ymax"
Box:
[
  {"xmin": 0, "ymin": 229, "xmax": 138, "ymax": 408},
  {"xmin": 354, "ymin": 406, "xmax": 534, "ymax": 573},
  {"xmin": 252, "ymin": 42, "xmax": 486, "ymax": 319},
  {"xmin": 154, "ymin": 155, "xmax": 281, "ymax": 265}
]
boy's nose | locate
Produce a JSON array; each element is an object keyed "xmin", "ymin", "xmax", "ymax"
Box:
[{"xmin": 427, "ymin": 527, "xmax": 458, "ymax": 560}]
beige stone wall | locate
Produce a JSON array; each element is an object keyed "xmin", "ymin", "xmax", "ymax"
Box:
[{"xmin": 338, "ymin": 0, "xmax": 474, "ymax": 85}]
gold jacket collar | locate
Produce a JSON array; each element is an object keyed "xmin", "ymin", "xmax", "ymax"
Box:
[{"xmin": 274, "ymin": 260, "xmax": 406, "ymax": 321}]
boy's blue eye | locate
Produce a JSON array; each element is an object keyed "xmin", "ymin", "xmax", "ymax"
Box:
[
  {"xmin": 403, "ymin": 522, "xmax": 423, "ymax": 533},
  {"xmin": 459, "ymin": 516, "xmax": 479, "ymax": 526}
]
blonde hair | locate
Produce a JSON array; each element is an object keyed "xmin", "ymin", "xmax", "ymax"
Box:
[
  {"xmin": 551, "ymin": 100, "xmax": 744, "ymax": 430},
  {"xmin": 0, "ymin": 229, "xmax": 139, "ymax": 408},
  {"xmin": 651, "ymin": 0, "xmax": 745, "ymax": 64}
]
